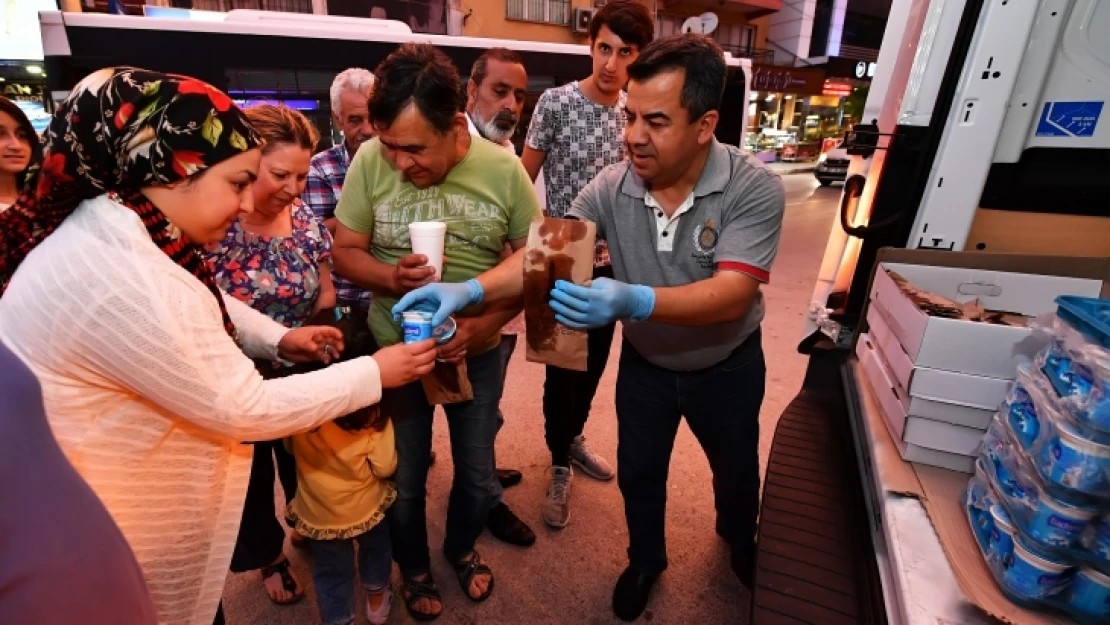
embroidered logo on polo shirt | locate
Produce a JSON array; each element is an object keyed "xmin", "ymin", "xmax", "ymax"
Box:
[{"xmin": 693, "ymin": 218, "xmax": 719, "ymax": 254}]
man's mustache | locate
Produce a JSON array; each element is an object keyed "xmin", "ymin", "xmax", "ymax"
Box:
[{"xmin": 493, "ymin": 112, "xmax": 518, "ymax": 126}]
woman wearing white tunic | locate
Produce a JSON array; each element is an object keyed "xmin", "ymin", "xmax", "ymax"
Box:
[{"xmin": 0, "ymin": 67, "xmax": 438, "ymax": 625}]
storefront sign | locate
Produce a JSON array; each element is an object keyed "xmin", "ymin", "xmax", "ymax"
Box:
[
  {"xmin": 751, "ymin": 64, "xmax": 827, "ymax": 96},
  {"xmin": 822, "ymin": 80, "xmax": 853, "ymax": 97},
  {"xmin": 825, "ymin": 56, "xmax": 878, "ymax": 82},
  {"xmin": 1, "ymin": 83, "xmax": 44, "ymax": 102}
]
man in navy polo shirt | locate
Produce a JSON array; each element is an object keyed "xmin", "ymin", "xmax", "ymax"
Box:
[{"xmin": 392, "ymin": 34, "xmax": 785, "ymax": 621}]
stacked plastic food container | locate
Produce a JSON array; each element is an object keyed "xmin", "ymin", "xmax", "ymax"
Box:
[{"xmin": 965, "ymin": 296, "xmax": 1110, "ymax": 623}]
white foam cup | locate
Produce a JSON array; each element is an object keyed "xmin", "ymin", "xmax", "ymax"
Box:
[{"xmin": 409, "ymin": 221, "xmax": 447, "ymax": 280}]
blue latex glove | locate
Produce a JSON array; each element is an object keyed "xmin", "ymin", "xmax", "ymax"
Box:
[
  {"xmin": 548, "ymin": 277, "xmax": 655, "ymax": 330},
  {"xmin": 392, "ymin": 279, "xmax": 484, "ymax": 326}
]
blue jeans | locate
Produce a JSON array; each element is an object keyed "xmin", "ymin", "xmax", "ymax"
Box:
[
  {"xmin": 384, "ymin": 345, "xmax": 502, "ymax": 577},
  {"xmin": 309, "ymin": 522, "xmax": 392, "ymax": 625},
  {"xmin": 616, "ymin": 330, "xmax": 765, "ymax": 576}
]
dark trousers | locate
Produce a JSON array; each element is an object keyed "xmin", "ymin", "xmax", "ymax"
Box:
[
  {"xmin": 543, "ymin": 265, "xmax": 616, "ymax": 466},
  {"xmin": 385, "ymin": 346, "xmax": 503, "ymax": 577},
  {"xmin": 615, "ymin": 331, "xmax": 765, "ymax": 576},
  {"xmin": 490, "ymin": 332, "xmax": 517, "ymax": 507},
  {"xmin": 229, "ymin": 440, "xmax": 297, "ymax": 572}
]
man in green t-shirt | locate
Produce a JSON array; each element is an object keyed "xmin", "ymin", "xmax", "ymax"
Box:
[{"xmin": 332, "ymin": 43, "xmax": 540, "ymax": 620}]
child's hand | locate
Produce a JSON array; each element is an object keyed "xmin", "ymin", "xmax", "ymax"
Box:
[{"xmin": 374, "ymin": 340, "xmax": 438, "ymax": 388}]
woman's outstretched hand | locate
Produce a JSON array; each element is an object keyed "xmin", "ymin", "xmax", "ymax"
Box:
[
  {"xmin": 277, "ymin": 326, "xmax": 345, "ymax": 364},
  {"xmin": 374, "ymin": 340, "xmax": 439, "ymax": 388}
]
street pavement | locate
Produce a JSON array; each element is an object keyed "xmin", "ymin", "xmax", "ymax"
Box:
[{"xmin": 220, "ymin": 173, "xmax": 843, "ymax": 625}]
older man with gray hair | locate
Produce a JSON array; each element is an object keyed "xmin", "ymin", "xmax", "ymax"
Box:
[{"xmin": 305, "ymin": 67, "xmax": 378, "ymax": 312}]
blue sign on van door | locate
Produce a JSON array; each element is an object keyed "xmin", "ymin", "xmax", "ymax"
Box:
[{"xmin": 1035, "ymin": 101, "xmax": 1103, "ymax": 137}]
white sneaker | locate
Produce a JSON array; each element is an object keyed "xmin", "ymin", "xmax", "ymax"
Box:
[
  {"xmin": 569, "ymin": 435, "xmax": 615, "ymax": 481},
  {"xmin": 543, "ymin": 466, "xmax": 573, "ymax": 529},
  {"xmin": 365, "ymin": 585, "xmax": 392, "ymax": 625}
]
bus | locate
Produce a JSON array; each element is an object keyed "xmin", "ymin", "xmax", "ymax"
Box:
[{"xmin": 38, "ymin": 9, "xmax": 753, "ymax": 152}]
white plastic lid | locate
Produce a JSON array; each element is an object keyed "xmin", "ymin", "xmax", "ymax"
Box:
[
  {"xmin": 1037, "ymin": 490, "xmax": 1097, "ymax": 519},
  {"xmin": 1055, "ymin": 418, "xmax": 1110, "ymax": 457},
  {"xmin": 409, "ymin": 221, "xmax": 447, "ymax": 234},
  {"xmin": 1078, "ymin": 566, "xmax": 1110, "ymax": 587},
  {"xmin": 990, "ymin": 504, "xmax": 1016, "ymax": 534},
  {"xmin": 1013, "ymin": 538, "xmax": 1071, "ymax": 573}
]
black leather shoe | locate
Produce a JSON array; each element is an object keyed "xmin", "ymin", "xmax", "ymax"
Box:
[
  {"xmin": 612, "ymin": 566, "xmax": 658, "ymax": 621},
  {"xmin": 496, "ymin": 468, "xmax": 522, "ymax": 488},
  {"xmin": 487, "ymin": 502, "xmax": 535, "ymax": 547}
]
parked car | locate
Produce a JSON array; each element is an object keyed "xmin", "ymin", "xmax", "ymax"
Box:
[{"xmin": 815, "ymin": 144, "xmax": 851, "ymax": 185}]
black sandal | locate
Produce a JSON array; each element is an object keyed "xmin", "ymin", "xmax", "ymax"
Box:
[
  {"xmin": 260, "ymin": 557, "xmax": 304, "ymax": 605},
  {"xmin": 402, "ymin": 573, "xmax": 442, "ymax": 622},
  {"xmin": 453, "ymin": 550, "xmax": 494, "ymax": 603}
]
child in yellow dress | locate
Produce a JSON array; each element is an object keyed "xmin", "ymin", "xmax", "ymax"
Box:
[{"xmin": 286, "ymin": 404, "xmax": 396, "ymax": 625}]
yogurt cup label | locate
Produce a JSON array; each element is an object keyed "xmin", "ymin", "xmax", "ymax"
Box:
[
  {"xmin": 402, "ymin": 312, "xmax": 433, "ymax": 344},
  {"xmin": 1048, "ymin": 514, "xmax": 1086, "ymax": 533},
  {"xmin": 1038, "ymin": 572, "xmax": 1066, "ymax": 586}
]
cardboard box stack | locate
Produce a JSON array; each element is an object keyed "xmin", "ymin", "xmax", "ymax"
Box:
[{"xmin": 856, "ymin": 259, "xmax": 1105, "ymax": 474}]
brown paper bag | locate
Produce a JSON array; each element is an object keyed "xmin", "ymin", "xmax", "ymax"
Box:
[
  {"xmin": 420, "ymin": 360, "xmax": 474, "ymax": 405},
  {"xmin": 523, "ymin": 217, "xmax": 597, "ymax": 372}
]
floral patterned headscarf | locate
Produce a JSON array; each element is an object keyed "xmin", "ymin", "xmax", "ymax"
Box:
[{"xmin": 0, "ymin": 67, "xmax": 262, "ymax": 337}]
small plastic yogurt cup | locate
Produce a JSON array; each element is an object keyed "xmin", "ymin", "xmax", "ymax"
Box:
[
  {"xmin": 1002, "ymin": 538, "xmax": 1072, "ymax": 600},
  {"xmin": 1027, "ymin": 490, "xmax": 1098, "ymax": 548},
  {"xmin": 1041, "ymin": 338, "xmax": 1074, "ymax": 397},
  {"xmin": 401, "ymin": 311, "xmax": 456, "ymax": 345},
  {"xmin": 1038, "ymin": 418, "xmax": 1110, "ymax": 494},
  {"xmin": 987, "ymin": 447, "xmax": 1034, "ymax": 509},
  {"xmin": 1094, "ymin": 517, "xmax": 1110, "ymax": 563},
  {"xmin": 1075, "ymin": 350, "xmax": 1110, "ymax": 431},
  {"xmin": 1066, "ymin": 567, "xmax": 1110, "ymax": 619},
  {"xmin": 402, "ymin": 311, "xmax": 433, "ymax": 344},
  {"xmin": 988, "ymin": 504, "xmax": 1016, "ymax": 566},
  {"xmin": 1006, "ymin": 380, "xmax": 1039, "ymax": 450}
]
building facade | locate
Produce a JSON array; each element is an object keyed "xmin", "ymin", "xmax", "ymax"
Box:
[{"xmin": 57, "ymin": 0, "xmax": 844, "ymax": 155}]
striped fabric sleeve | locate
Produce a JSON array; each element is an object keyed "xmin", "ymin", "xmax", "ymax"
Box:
[
  {"xmin": 714, "ymin": 170, "xmax": 786, "ymax": 284},
  {"xmin": 716, "ymin": 261, "xmax": 771, "ymax": 283}
]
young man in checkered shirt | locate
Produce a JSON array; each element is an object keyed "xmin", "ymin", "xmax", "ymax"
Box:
[{"xmin": 520, "ymin": 0, "xmax": 655, "ymax": 530}]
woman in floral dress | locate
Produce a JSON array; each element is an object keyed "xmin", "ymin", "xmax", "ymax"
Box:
[{"xmin": 205, "ymin": 104, "xmax": 334, "ymax": 607}]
